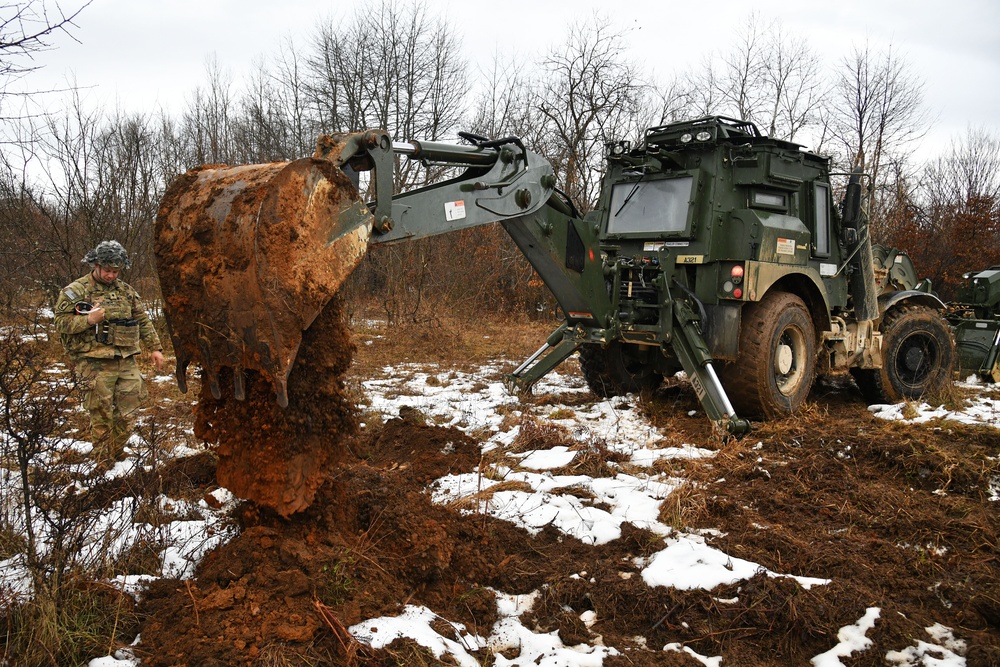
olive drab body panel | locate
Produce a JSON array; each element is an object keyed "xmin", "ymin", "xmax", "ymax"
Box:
[{"xmin": 948, "ymin": 267, "xmax": 1000, "ymax": 382}]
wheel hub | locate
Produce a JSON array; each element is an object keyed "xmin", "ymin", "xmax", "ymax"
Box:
[
  {"xmin": 903, "ymin": 345, "xmax": 926, "ymax": 372},
  {"xmin": 776, "ymin": 344, "xmax": 794, "ymax": 375}
]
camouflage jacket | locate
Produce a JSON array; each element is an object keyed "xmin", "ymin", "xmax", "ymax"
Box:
[{"xmin": 53, "ymin": 273, "xmax": 162, "ymax": 360}]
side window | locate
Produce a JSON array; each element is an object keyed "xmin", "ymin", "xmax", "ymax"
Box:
[{"xmin": 813, "ymin": 183, "xmax": 830, "ymax": 257}]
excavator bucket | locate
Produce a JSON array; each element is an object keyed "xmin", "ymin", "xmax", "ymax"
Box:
[{"xmin": 155, "ymin": 155, "xmax": 372, "ymax": 407}]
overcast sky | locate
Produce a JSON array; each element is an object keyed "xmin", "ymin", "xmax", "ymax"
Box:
[{"xmin": 21, "ymin": 0, "xmax": 1000, "ymax": 163}]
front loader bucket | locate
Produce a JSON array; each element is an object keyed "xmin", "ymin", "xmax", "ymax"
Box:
[{"xmin": 155, "ymin": 157, "xmax": 372, "ymax": 406}]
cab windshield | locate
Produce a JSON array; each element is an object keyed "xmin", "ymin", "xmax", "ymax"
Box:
[{"xmin": 607, "ymin": 176, "xmax": 693, "ymax": 235}]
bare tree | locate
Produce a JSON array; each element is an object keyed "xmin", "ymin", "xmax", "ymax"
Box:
[
  {"xmin": 534, "ymin": 16, "xmax": 643, "ymax": 212},
  {"xmin": 823, "ymin": 42, "xmax": 930, "ymax": 234},
  {"xmin": 236, "ymin": 57, "xmax": 285, "ymax": 163},
  {"xmin": 268, "ymin": 37, "xmax": 316, "ymax": 158},
  {"xmin": 896, "ymin": 126, "xmax": 1000, "ymax": 295},
  {"xmin": 923, "ymin": 126, "xmax": 1000, "ymax": 209},
  {"xmin": 178, "ymin": 56, "xmax": 237, "ymax": 166},
  {"xmin": 304, "ymin": 1, "xmax": 470, "ymax": 322},
  {"xmin": 714, "ymin": 13, "xmax": 767, "ymax": 123},
  {"xmin": 679, "ymin": 55, "xmax": 722, "ymax": 120},
  {"xmin": 307, "ymin": 0, "xmax": 467, "ymax": 190},
  {"xmin": 759, "ymin": 22, "xmax": 825, "ymax": 141},
  {"xmin": 469, "ymin": 51, "xmax": 551, "ymax": 148},
  {"xmin": 648, "ymin": 75, "xmax": 701, "ymax": 127},
  {"xmin": 0, "ymin": 1, "xmax": 90, "ymax": 110},
  {"xmin": 1, "ymin": 90, "xmax": 163, "ymax": 297},
  {"xmin": 0, "ymin": 307, "xmax": 164, "ymax": 664},
  {"xmin": 682, "ymin": 14, "xmax": 825, "ymax": 142},
  {"xmin": 231, "ymin": 39, "xmax": 318, "ymax": 164}
]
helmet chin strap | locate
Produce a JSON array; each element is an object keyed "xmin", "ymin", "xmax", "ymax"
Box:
[{"xmin": 93, "ymin": 265, "xmax": 121, "ymax": 285}]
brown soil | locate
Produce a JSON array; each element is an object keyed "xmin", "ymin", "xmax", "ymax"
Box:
[{"xmin": 133, "ymin": 365, "xmax": 1000, "ymax": 666}]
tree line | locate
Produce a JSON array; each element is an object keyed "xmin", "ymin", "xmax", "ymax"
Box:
[{"xmin": 1, "ymin": 1, "xmax": 998, "ymax": 319}]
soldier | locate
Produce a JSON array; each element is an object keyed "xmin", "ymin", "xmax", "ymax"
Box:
[{"xmin": 54, "ymin": 241, "xmax": 166, "ymax": 464}]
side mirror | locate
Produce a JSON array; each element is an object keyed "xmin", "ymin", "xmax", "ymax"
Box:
[{"xmin": 842, "ymin": 168, "xmax": 863, "ymax": 228}]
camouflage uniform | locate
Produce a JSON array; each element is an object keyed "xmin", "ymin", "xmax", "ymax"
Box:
[{"xmin": 54, "ymin": 270, "xmax": 162, "ymax": 463}]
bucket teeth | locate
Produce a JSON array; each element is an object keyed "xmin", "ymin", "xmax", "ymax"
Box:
[
  {"xmin": 196, "ymin": 336, "xmax": 222, "ymax": 399},
  {"xmin": 206, "ymin": 371, "xmax": 222, "ymax": 400},
  {"xmin": 275, "ymin": 378, "xmax": 289, "ymax": 409},
  {"xmin": 233, "ymin": 367, "xmax": 245, "ymax": 401},
  {"xmin": 175, "ymin": 356, "xmax": 190, "ymax": 394}
]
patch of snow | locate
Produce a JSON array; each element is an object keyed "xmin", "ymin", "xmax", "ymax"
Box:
[
  {"xmin": 351, "ymin": 605, "xmax": 485, "ymax": 667},
  {"xmin": 351, "ymin": 594, "xmax": 621, "ymax": 667},
  {"xmin": 885, "ymin": 623, "xmax": 967, "ymax": 666},
  {"xmin": 869, "ymin": 393, "xmax": 1000, "ymax": 429},
  {"xmin": 514, "ymin": 446, "xmax": 577, "ymax": 470},
  {"xmin": 432, "ymin": 471, "xmax": 677, "ymax": 545},
  {"xmin": 664, "ymin": 642, "xmax": 723, "ymax": 666},
  {"xmin": 0, "ymin": 554, "xmax": 31, "ymax": 600},
  {"xmin": 810, "ymin": 607, "xmax": 880, "ymax": 666},
  {"xmin": 159, "ymin": 516, "xmax": 236, "ymax": 579},
  {"xmin": 628, "ymin": 443, "xmax": 715, "ymax": 467},
  {"xmin": 641, "ymin": 531, "xmax": 829, "ymax": 591},
  {"xmin": 87, "ymin": 635, "xmax": 142, "ymax": 666}
]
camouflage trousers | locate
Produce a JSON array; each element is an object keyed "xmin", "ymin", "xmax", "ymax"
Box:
[{"xmin": 74, "ymin": 356, "xmax": 148, "ymax": 463}]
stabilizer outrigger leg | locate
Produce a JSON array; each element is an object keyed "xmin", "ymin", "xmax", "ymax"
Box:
[
  {"xmin": 504, "ymin": 322, "xmax": 581, "ymax": 394},
  {"xmin": 670, "ymin": 299, "xmax": 752, "ymax": 438}
]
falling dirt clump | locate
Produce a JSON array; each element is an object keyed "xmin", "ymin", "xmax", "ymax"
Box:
[{"xmin": 193, "ymin": 298, "xmax": 357, "ymax": 517}]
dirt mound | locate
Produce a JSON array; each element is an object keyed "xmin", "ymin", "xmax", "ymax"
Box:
[
  {"xmin": 138, "ymin": 420, "xmax": 512, "ymax": 665},
  {"xmin": 193, "ymin": 299, "xmax": 357, "ymax": 517},
  {"xmin": 135, "ymin": 390, "xmax": 1000, "ymax": 665}
]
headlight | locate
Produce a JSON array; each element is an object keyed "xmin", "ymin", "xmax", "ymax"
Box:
[{"xmin": 696, "ymin": 131, "xmax": 712, "ymax": 142}]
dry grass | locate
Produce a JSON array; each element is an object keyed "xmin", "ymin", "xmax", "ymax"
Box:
[
  {"xmin": 11, "ymin": 297, "xmax": 1000, "ymax": 664},
  {"xmin": 3, "ymin": 580, "xmax": 140, "ymax": 667},
  {"xmin": 508, "ymin": 415, "xmax": 575, "ymax": 453},
  {"xmin": 562, "ymin": 440, "xmax": 628, "ymax": 478},
  {"xmin": 657, "ymin": 480, "xmax": 710, "ymax": 530},
  {"xmin": 350, "ymin": 313, "xmax": 556, "ymax": 379},
  {"xmin": 445, "ymin": 479, "xmax": 535, "ymax": 512}
]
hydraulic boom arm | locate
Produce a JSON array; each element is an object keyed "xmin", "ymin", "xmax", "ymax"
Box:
[{"xmin": 156, "ymin": 127, "xmax": 750, "ymax": 436}]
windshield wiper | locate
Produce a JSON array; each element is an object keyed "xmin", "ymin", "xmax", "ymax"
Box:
[{"xmin": 615, "ymin": 173, "xmax": 645, "ymax": 216}]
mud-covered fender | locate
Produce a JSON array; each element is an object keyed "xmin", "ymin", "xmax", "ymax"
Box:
[{"xmin": 877, "ymin": 290, "xmax": 948, "ymax": 320}]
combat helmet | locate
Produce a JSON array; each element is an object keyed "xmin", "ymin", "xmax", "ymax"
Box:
[{"xmin": 83, "ymin": 241, "xmax": 131, "ymax": 269}]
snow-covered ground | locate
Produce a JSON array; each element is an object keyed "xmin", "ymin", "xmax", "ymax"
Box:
[
  {"xmin": 5, "ymin": 362, "xmax": 998, "ymax": 666},
  {"xmin": 349, "ymin": 365, "xmax": 998, "ymax": 667},
  {"xmin": 868, "ymin": 376, "xmax": 1000, "ymax": 430}
]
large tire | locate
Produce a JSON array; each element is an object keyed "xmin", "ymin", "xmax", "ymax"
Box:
[
  {"xmin": 579, "ymin": 343, "xmax": 662, "ymax": 398},
  {"xmin": 851, "ymin": 305, "xmax": 955, "ymax": 404},
  {"xmin": 718, "ymin": 292, "xmax": 817, "ymax": 419}
]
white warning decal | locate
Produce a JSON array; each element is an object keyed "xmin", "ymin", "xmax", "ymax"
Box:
[
  {"xmin": 643, "ymin": 241, "xmax": 689, "ymax": 251},
  {"xmin": 445, "ymin": 200, "xmax": 467, "ymax": 221},
  {"xmin": 776, "ymin": 237, "xmax": 796, "ymax": 256}
]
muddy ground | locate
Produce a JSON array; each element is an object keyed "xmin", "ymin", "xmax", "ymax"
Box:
[{"xmin": 129, "ymin": 311, "xmax": 1000, "ymax": 666}]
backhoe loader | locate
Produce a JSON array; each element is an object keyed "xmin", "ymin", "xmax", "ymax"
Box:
[{"xmin": 156, "ymin": 117, "xmax": 958, "ymax": 440}]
